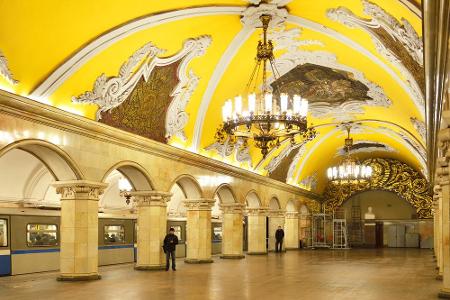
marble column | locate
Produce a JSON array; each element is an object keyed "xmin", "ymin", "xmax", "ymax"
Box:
[
  {"xmin": 268, "ymin": 210, "xmax": 286, "ymax": 252},
  {"xmin": 53, "ymin": 180, "xmax": 108, "ymax": 281},
  {"xmin": 285, "ymin": 212, "xmax": 299, "ymax": 250},
  {"xmin": 439, "ymin": 168, "xmax": 450, "ymax": 298},
  {"xmin": 247, "ymin": 207, "xmax": 268, "ymax": 255},
  {"xmin": 184, "ymin": 198, "xmax": 215, "ymax": 263},
  {"xmin": 220, "ymin": 203, "xmax": 245, "ymax": 259},
  {"xmin": 132, "ymin": 191, "xmax": 171, "ymax": 270}
]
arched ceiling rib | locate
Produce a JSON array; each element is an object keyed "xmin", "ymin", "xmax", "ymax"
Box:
[{"xmin": 0, "ymin": 0, "xmax": 424, "ymax": 194}]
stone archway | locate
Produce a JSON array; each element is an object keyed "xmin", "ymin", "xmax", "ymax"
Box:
[{"xmin": 323, "ymin": 158, "xmax": 432, "ymax": 219}]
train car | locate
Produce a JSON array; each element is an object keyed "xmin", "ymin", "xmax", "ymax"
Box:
[
  {"xmin": 211, "ymin": 219, "xmax": 222, "ymax": 255},
  {"xmin": 10, "ymin": 213, "xmax": 60, "ymax": 275},
  {"xmin": 0, "ymin": 215, "xmax": 11, "ymax": 276},
  {"xmin": 0, "ymin": 208, "xmax": 232, "ymax": 276},
  {"xmin": 98, "ymin": 218, "xmax": 135, "ymax": 266}
]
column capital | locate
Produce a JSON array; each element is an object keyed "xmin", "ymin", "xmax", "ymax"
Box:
[
  {"xmin": 268, "ymin": 209, "xmax": 286, "ymax": 217},
  {"xmin": 130, "ymin": 190, "xmax": 171, "ymax": 207},
  {"xmin": 184, "ymin": 198, "xmax": 215, "ymax": 210},
  {"xmin": 220, "ymin": 203, "xmax": 245, "ymax": 214},
  {"xmin": 246, "ymin": 207, "xmax": 268, "ymax": 216},
  {"xmin": 53, "ymin": 180, "xmax": 108, "ymax": 201}
]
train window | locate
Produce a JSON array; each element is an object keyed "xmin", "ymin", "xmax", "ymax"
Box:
[
  {"xmin": 0, "ymin": 219, "xmax": 7, "ymax": 247},
  {"xmin": 26, "ymin": 224, "xmax": 58, "ymax": 247},
  {"xmin": 104, "ymin": 225, "xmax": 125, "ymax": 244},
  {"xmin": 212, "ymin": 226, "xmax": 222, "ymax": 242}
]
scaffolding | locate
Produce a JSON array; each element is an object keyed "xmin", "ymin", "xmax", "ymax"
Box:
[
  {"xmin": 332, "ymin": 208, "xmax": 349, "ymax": 249},
  {"xmin": 310, "ymin": 212, "xmax": 332, "ymax": 249}
]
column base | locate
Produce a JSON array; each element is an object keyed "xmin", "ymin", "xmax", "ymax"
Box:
[
  {"xmin": 439, "ymin": 289, "xmax": 450, "ymax": 298},
  {"xmin": 269, "ymin": 249, "xmax": 286, "ymax": 253},
  {"xmin": 220, "ymin": 254, "xmax": 245, "ymax": 259},
  {"xmin": 436, "ymin": 274, "xmax": 443, "ymax": 280},
  {"xmin": 246, "ymin": 251, "xmax": 267, "ymax": 255},
  {"xmin": 184, "ymin": 258, "xmax": 213, "ymax": 264},
  {"xmin": 285, "ymin": 247, "xmax": 299, "ymax": 250},
  {"xmin": 57, "ymin": 274, "xmax": 101, "ymax": 281},
  {"xmin": 134, "ymin": 264, "xmax": 166, "ymax": 271}
]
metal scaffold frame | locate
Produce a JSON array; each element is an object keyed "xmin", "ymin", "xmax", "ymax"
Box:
[{"xmin": 332, "ymin": 208, "xmax": 349, "ymax": 249}]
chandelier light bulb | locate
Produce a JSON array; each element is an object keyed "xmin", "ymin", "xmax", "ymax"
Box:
[
  {"xmin": 248, "ymin": 93, "xmax": 256, "ymax": 113},
  {"xmin": 264, "ymin": 93, "xmax": 273, "ymax": 113},
  {"xmin": 222, "ymin": 106, "xmax": 228, "ymax": 122},
  {"xmin": 235, "ymin": 95, "xmax": 242, "ymax": 115},
  {"xmin": 293, "ymin": 95, "xmax": 301, "ymax": 115},
  {"xmin": 280, "ymin": 93, "xmax": 288, "ymax": 113}
]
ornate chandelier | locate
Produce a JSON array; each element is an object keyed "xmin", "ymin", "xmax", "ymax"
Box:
[
  {"xmin": 215, "ymin": 14, "xmax": 315, "ymax": 158},
  {"xmin": 327, "ymin": 126, "xmax": 372, "ymax": 184}
]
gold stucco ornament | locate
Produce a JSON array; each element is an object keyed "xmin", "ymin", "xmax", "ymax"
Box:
[{"xmin": 323, "ymin": 158, "xmax": 432, "ymax": 219}]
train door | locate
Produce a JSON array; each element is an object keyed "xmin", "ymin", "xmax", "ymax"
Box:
[{"xmin": 0, "ymin": 216, "xmax": 11, "ymax": 275}]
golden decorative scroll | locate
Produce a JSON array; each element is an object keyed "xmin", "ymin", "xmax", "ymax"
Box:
[{"xmin": 323, "ymin": 158, "xmax": 432, "ymax": 219}]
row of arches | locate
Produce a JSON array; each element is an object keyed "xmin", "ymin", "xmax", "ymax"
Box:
[{"xmin": 0, "ymin": 139, "xmax": 305, "ymax": 213}]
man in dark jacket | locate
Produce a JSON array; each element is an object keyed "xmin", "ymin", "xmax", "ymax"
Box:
[
  {"xmin": 163, "ymin": 227, "xmax": 179, "ymax": 271},
  {"xmin": 275, "ymin": 226, "xmax": 285, "ymax": 253}
]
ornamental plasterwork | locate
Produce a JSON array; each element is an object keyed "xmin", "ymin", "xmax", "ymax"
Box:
[
  {"xmin": 0, "ymin": 50, "xmax": 18, "ymax": 85},
  {"xmin": 327, "ymin": 0, "xmax": 424, "ymax": 111},
  {"xmin": 264, "ymin": 142, "xmax": 303, "ymax": 174},
  {"xmin": 335, "ymin": 140, "xmax": 397, "ymax": 156},
  {"xmin": 410, "ymin": 117, "xmax": 426, "ymax": 142},
  {"xmin": 286, "ymin": 143, "xmax": 307, "ymax": 182},
  {"xmin": 244, "ymin": 0, "xmax": 293, "ymax": 6},
  {"xmin": 205, "ymin": 137, "xmax": 253, "ymax": 167},
  {"xmin": 73, "ymin": 35, "xmax": 211, "ymax": 140},
  {"xmin": 266, "ymin": 26, "xmax": 391, "ymax": 120},
  {"xmin": 241, "ymin": 2, "xmax": 289, "ymax": 28},
  {"xmin": 299, "ymin": 172, "xmax": 318, "ymax": 192}
]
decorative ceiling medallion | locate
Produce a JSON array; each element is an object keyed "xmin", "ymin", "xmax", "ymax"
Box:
[
  {"xmin": 205, "ymin": 137, "xmax": 252, "ymax": 168},
  {"xmin": 241, "ymin": 2, "xmax": 289, "ymax": 28},
  {"xmin": 327, "ymin": 0, "xmax": 424, "ymax": 112},
  {"xmin": 73, "ymin": 35, "xmax": 211, "ymax": 140},
  {"xmin": 410, "ymin": 117, "xmax": 426, "ymax": 142},
  {"xmin": 0, "ymin": 50, "xmax": 18, "ymax": 85},
  {"xmin": 335, "ymin": 140, "xmax": 397, "ymax": 156},
  {"xmin": 323, "ymin": 158, "xmax": 432, "ymax": 219},
  {"xmin": 266, "ymin": 26, "xmax": 391, "ymax": 120}
]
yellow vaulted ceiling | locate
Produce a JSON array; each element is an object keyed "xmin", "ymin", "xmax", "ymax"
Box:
[{"xmin": 0, "ymin": 0, "xmax": 425, "ymax": 194}]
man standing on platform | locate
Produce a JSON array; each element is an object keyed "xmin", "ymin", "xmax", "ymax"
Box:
[
  {"xmin": 275, "ymin": 225, "xmax": 285, "ymax": 253},
  {"xmin": 163, "ymin": 227, "xmax": 179, "ymax": 271}
]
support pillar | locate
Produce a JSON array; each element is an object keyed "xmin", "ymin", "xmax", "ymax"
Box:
[
  {"xmin": 53, "ymin": 180, "xmax": 108, "ymax": 281},
  {"xmin": 268, "ymin": 210, "xmax": 286, "ymax": 252},
  {"xmin": 435, "ymin": 185, "xmax": 443, "ymax": 278},
  {"xmin": 285, "ymin": 212, "xmax": 299, "ymax": 250},
  {"xmin": 247, "ymin": 207, "xmax": 268, "ymax": 255},
  {"xmin": 439, "ymin": 183, "xmax": 445, "ymax": 280},
  {"xmin": 133, "ymin": 191, "xmax": 171, "ymax": 270},
  {"xmin": 184, "ymin": 198, "xmax": 215, "ymax": 263},
  {"xmin": 220, "ymin": 203, "xmax": 245, "ymax": 259},
  {"xmin": 439, "ymin": 168, "xmax": 450, "ymax": 298}
]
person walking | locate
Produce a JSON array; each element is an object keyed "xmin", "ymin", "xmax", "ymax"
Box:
[
  {"xmin": 275, "ymin": 225, "xmax": 284, "ymax": 253},
  {"xmin": 163, "ymin": 227, "xmax": 179, "ymax": 271}
]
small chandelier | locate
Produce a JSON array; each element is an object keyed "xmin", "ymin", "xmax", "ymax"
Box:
[
  {"xmin": 327, "ymin": 126, "xmax": 372, "ymax": 184},
  {"xmin": 118, "ymin": 178, "xmax": 133, "ymax": 205},
  {"xmin": 215, "ymin": 14, "xmax": 316, "ymax": 158}
]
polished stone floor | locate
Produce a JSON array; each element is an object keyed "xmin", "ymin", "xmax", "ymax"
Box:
[{"xmin": 0, "ymin": 249, "xmax": 441, "ymax": 300}]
